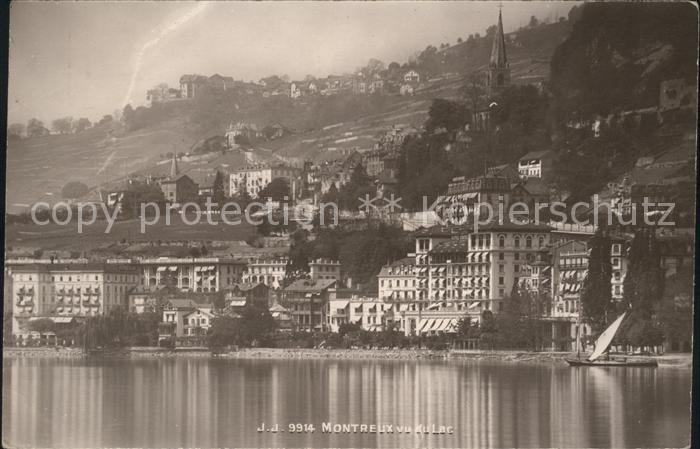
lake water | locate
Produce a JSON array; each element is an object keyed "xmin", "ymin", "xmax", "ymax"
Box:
[{"xmin": 2, "ymin": 357, "xmax": 691, "ymax": 448}]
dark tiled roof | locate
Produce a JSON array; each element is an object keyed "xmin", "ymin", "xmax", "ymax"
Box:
[
  {"xmin": 430, "ymin": 240, "xmax": 470, "ymax": 253},
  {"xmin": 284, "ymin": 279, "xmax": 336, "ymax": 292}
]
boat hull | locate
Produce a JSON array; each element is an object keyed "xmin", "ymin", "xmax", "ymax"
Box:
[{"xmin": 565, "ymin": 358, "xmax": 658, "ymax": 367}]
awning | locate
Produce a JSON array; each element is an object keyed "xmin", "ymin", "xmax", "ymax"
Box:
[
  {"xmin": 157, "ymin": 267, "xmax": 167, "ymax": 272},
  {"xmin": 195, "ymin": 267, "xmax": 202, "ymax": 271},
  {"xmin": 418, "ymin": 319, "xmax": 433, "ymax": 333},
  {"xmin": 399, "ymin": 304, "xmax": 409, "ymax": 311},
  {"xmin": 169, "ymin": 266, "xmax": 178, "ymax": 271},
  {"xmin": 420, "ymin": 268, "xmax": 427, "ymax": 274},
  {"xmin": 430, "ymin": 319, "xmax": 444, "ymax": 331},
  {"xmin": 438, "ymin": 267, "xmax": 446, "ymax": 273},
  {"xmin": 468, "ymin": 301, "xmax": 480, "ymax": 309},
  {"xmin": 334, "ymin": 300, "xmax": 349, "ymax": 309},
  {"xmin": 436, "ymin": 319, "xmax": 451, "ymax": 332}
]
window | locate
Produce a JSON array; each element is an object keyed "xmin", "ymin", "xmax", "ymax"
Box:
[
  {"xmin": 613, "ymin": 271, "xmax": 621, "ymax": 281},
  {"xmin": 499, "ymin": 252, "xmax": 504, "ymax": 261},
  {"xmin": 514, "ymin": 253, "xmax": 520, "ymax": 261},
  {"xmin": 612, "ymin": 244, "xmax": 621, "ymax": 255},
  {"xmin": 498, "ymin": 277, "xmax": 504, "ymax": 285},
  {"xmin": 612, "ymin": 258, "xmax": 620, "ymax": 268},
  {"xmin": 514, "ymin": 237, "xmax": 520, "ymax": 248},
  {"xmin": 538, "ymin": 236, "xmax": 544, "ymax": 248},
  {"xmin": 525, "ymin": 236, "xmax": 532, "ymax": 248},
  {"xmin": 499, "ymin": 235, "xmax": 505, "ymax": 248}
]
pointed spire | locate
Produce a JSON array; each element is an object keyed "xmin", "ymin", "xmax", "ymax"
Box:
[
  {"xmin": 170, "ymin": 154, "xmax": 179, "ymax": 178},
  {"xmin": 490, "ymin": 9, "xmax": 508, "ymax": 68}
]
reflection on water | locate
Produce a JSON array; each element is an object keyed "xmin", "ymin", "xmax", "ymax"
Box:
[{"xmin": 2, "ymin": 357, "xmax": 690, "ymax": 448}]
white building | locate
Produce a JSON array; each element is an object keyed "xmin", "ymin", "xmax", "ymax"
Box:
[
  {"xmin": 229, "ymin": 164, "xmax": 301, "ymax": 198},
  {"xmin": 309, "ymin": 259, "xmax": 342, "ymax": 283},
  {"xmin": 377, "ymin": 257, "xmax": 417, "ymax": 302},
  {"xmin": 108, "ymin": 257, "xmax": 247, "ymax": 293},
  {"xmin": 7, "ymin": 263, "xmax": 141, "ymax": 338},
  {"xmin": 326, "ymin": 293, "xmax": 392, "ymax": 333},
  {"xmin": 517, "ymin": 150, "xmax": 554, "ymax": 179},
  {"xmin": 243, "ymin": 257, "xmax": 289, "ymax": 289}
]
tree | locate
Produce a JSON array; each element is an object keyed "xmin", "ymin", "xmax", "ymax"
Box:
[
  {"xmin": 8, "ymin": 123, "xmax": 24, "ymax": 140},
  {"xmin": 621, "ymin": 229, "xmax": 664, "ymax": 318},
  {"xmin": 212, "ymin": 170, "xmax": 226, "ymax": 206},
  {"xmin": 26, "ymin": 118, "xmax": 48, "ymax": 138},
  {"xmin": 425, "ymin": 98, "xmax": 468, "ymax": 134},
  {"xmin": 258, "ymin": 178, "xmax": 290, "ymax": 202},
  {"xmin": 52, "ymin": 116, "xmax": 74, "ymax": 135},
  {"xmin": 338, "ymin": 163, "xmax": 374, "ymax": 211},
  {"xmin": 27, "ymin": 318, "xmax": 55, "ymax": 334},
  {"xmin": 98, "ymin": 115, "xmax": 114, "ymax": 126},
  {"xmin": 61, "ymin": 181, "xmax": 89, "ymax": 200},
  {"xmin": 73, "ymin": 117, "xmax": 92, "ymax": 133},
  {"xmin": 618, "ymin": 229, "xmax": 665, "ymax": 347},
  {"xmin": 122, "ymin": 104, "xmax": 135, "ymax": 130},
  {"xmin": 580, "ymin": 230, "xmax": 614, "ymax": 333},
  {"xmin": 529, "ymin": 15, "xmax": 540, "ymax": 28}
]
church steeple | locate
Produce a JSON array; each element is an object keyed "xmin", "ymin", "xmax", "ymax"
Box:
[{"xmin": 487, "ymin": 8, "xmax": 510, "ymax": 96}]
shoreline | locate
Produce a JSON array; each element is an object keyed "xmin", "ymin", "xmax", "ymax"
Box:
[{"xmin": 3, "ymin": 347, "xmax": 692, "ymax": 367}]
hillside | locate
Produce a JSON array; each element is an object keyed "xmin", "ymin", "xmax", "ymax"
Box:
[
  {"xmin": 5, "ymin": 17, "xmax": 575, "ymax": 212},
  {"xmin": 550, "ymin": 2, "xmax": 698, "ymax": 118}
]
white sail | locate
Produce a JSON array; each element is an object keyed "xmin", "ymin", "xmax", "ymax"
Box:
[{"xmin": 588, "ymin": 312, "xmax": 626, "ymax": 362}]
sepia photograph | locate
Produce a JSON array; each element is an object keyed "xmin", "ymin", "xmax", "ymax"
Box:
[{"xmin": 1, "ymin": 1, "xmax": 697, "ymax": 448}]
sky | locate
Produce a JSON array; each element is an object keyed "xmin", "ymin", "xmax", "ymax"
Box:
[{"xmin": 8, "ymin": 1, "xmax": 576, "ymax": 126}]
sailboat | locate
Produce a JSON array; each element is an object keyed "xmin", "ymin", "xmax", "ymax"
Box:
[{"xmin": 566, "ymin": 312, "xmax": 657, "ymax": 367}]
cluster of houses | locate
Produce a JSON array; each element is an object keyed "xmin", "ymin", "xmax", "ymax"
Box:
[
  {"xmin": 148, "ymin": 68, "xmax": 427, "ymax": 105},
  {"xmin": 4, "ymin": 255, "xmax": 347, "ymax": 345}
]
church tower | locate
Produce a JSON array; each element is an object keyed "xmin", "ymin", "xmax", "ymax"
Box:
[{"xmin": 487, "ymin": 8, "xmax": 510, "ymax": 97}]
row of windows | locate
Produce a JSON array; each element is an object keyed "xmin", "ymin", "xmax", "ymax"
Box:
[
  {"xmin": 16, "ymin": 274, "xmax": 136, "ymax": 283},
  {"xmin": 497, "ymin": 235, "xmax": 545, "ymax": 249}
]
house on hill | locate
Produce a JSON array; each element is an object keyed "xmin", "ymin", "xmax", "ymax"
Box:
[
  {"xmin": 179, "ymin": 74, "xmax": 208, "ymax": 99},
  {"xmin": 160, "ymin": 175, "xmax": 199, "ymax": 205},
  {"xmin": 403, "ymin": 70, "xmax": 421, "ymax": 83},
  {"xmin": 517, "ymin": 150, "xmax": 554, "ymax": 179},
  {"xmin": 208, "ymin": 74, "xmax": 235, "ymax": 90}
]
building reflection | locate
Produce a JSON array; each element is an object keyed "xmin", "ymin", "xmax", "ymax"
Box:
[{"xmin": 2, "ymin": 358, "xmax": 691, "ymax": 448}]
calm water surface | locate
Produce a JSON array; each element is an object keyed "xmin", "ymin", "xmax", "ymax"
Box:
[{"xmin": 2, "ymin": 357, "xmax": 691, "ymax": 448}]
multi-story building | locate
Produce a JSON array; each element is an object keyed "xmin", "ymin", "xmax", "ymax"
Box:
[
  {"xmin": 517, "ymin": 150, "xmax": 554, "ymax": 179},
  {"xmin": 436, "ymin": 176, "xmax": 512, "ymax": 224},
  {"xmin": 309, "ymin": 259, "xmax": 341, "ymax": 283},
  {"xmin": 281, "ymin": 279, "xmax": 336, "ymax": 331},
  {"xmin": 7, "ymin": 263, "xmax": 140, "ymax": 338},
  {"xmin": 110, "ymin": 257, "xmax": 247, "ymax": 293},
  {"xmin": 229, "ymin": 164, "xmax": 301, "ymax": 198},
  {"xmin": 379, "ymin": 221, "xmax": 553, "ymax": 336},
  {"xmin": 326, "ymin": 292, "xmax": 392, "ymax": 333},
  {"xmin": 377, "ymin": 257, "xmax": 417, "ymax": 302},
  {"xmin": 224, "ymin": 282, "xmax": 270, "ymax": 308},
  {"xmin": 159, "ymin": 298, "xmax": 215, "ymax": 342},
  {"xmin": 243, "ymin": 257, "xmax": 288, "ymax": 289}
]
